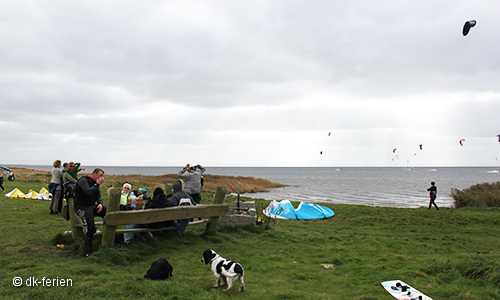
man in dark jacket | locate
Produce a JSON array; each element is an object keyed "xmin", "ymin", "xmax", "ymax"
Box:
[
  {"xmin": 169, "ymin": 179, "xmax": 196, "ymax": 233},
  {"xmin": 144, "ymin": 181, "xmax": 196, "ymax": 234},
  {"xmin": 74, "ymin": 168, "xmax": 107, "ymax": 257},
  {"xmin": 170, "ymin": 179, "xmax": 197, "ymax": 207}
]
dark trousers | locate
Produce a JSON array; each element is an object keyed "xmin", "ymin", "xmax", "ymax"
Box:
[
  {"xmin": 75, "ymin": 204, "xmax": 107, "ymax": 254},
  {"xmin": 49, "ymin": 184, "xmax": 63, "ymax": 213},
  {"xmin": 428, "ymin": 195, "xmax": 439, "ymax": 210}
]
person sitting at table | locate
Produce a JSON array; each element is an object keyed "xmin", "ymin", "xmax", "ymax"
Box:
[
  {"xmin": 140, "ymin": 188, "xmax": 150, "ymax": 202},
  {"xmin": 108, "ymin": 183, "xmax": 142, "ymax": 243},
  {"xmin": 166, "ymin": 179, "xmax": 197, "ymax": 234},
  {"xmin": 107, "ymin": 183, "xmax": 134, "ymax": 211},
  {"xmin": 144, "ymin": 187, "xmax": 174, "ymax": 229}
]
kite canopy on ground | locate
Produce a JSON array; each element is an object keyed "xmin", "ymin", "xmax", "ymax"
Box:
[
  {"xmin": 463, "ymin": 20, "xmax": 476, "ymax": 36},
  {"xmin": 263, "ymin": 200, "xmax": 334, "ymax": 220},
  {"xmin": 5, "ymin": 187, "xmax": 51, "ymax": 200},
  {"xmin": 5, "ymin": 188, "xmax": 25, "ymax": 199}
]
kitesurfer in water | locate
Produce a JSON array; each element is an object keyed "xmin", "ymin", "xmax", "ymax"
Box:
[{"xmin": 427, "ymin": 181, "xmax": 439, "ymax": 210}]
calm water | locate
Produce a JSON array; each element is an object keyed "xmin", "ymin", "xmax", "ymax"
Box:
[{"xmin": 13, "ymin": 165, "xmax": 500, "ymax": 208}]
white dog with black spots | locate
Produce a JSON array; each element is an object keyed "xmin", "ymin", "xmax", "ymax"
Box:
[{"xmin": 202, "ymin": 249, "xmax": 245, "ymax": 291}]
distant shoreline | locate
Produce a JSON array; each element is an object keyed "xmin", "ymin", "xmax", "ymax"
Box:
[{"xmin": 8, "ymin": 167, "xmax": 287, "ymax": 194}]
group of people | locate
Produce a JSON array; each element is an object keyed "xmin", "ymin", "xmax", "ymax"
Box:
[
  {"xmin": 72, "ymin": 163, "xmax": 205, "ymax": 257},
  {"xmin": 49, "ymin": 160, "xmax": 85, "ymax": 214}
]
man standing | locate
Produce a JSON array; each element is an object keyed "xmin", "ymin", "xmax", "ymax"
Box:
[
  {"xmin": 178, "ymin": 164, "xmax": 206, "ymax": 204},
  {"xmin": 74, "ymin": 168, "xmax": 107, "ymax": 257}
]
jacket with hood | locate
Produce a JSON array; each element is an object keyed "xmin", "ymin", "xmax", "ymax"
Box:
[
  {"xmin": 170, "ymin": 180, "xmax": 196, "ymax": 206},
  {"xmin": 145, "ymin": 187, "xmax": 173, "ymax": 210},
  {"xmin": 177, "ymin": 165, "xmax": 205, "ymax": 195},
  {"xmin": 145, "ymin": 187, "xmax": 173, "ymax": 228}
]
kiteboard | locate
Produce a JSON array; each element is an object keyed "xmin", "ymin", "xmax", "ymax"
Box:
[{"xmin": 381, "ymin": 280, "xmax": 433, "ymax": 300}]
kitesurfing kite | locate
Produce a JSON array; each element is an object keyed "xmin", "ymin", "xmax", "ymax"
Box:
[
  {"xmin": 497, "ymin": 134, "xmax": 500, "ymax": 142},
  {"xmin": 328, "ymin": 132, "xmax": 331, "ymax": 136},
  {"xmin": 1, "ymin": 166, "xmax": 15, "ymax": 181},
  {"xmin": 393, "ymin": 148, "xmax": 397, "ymax": 153},
  {"xmin": 320, "ymin": 151, "xmax": 323, "ymax": 155},
  {"xmin": 463, "ymin": 20, "xmax": 477, "ymax": 36},
  {"xmin": 459, "ymin": 139, "xmax": 465, "ymax": 146},
  {"xmin": 419, "ymin": 144, "xmax": 423, "ymax": 150}
]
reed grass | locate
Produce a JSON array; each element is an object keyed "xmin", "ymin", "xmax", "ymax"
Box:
[
  {"xmin": 8, "ymin": 167, "xmax": 286, "ymax": 195},
  {"xmin": 451, "ymin": 181, "xmax": 500, "ymax": 208}
]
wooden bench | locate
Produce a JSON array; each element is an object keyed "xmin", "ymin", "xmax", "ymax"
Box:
[{"xmin": 66, "ymin": 186, "xmax": 229, "ymax": 247}]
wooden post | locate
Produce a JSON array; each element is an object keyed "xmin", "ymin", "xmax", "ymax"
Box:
[
  {"xmin": 205, "ymin": 186, "xmax": 226, "ymax": 235},
  {"xmin": 101, "ymin": 189, "xmax": 121, "ymax": 247},
  {"xmin": 67, "ymin": 197, "xmax": 84, "ymax": 242}
]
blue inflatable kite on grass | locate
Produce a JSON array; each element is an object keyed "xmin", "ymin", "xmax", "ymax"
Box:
[{"xmin": 263, "ymin": 200, "xmax": 334, "ymax": 220}]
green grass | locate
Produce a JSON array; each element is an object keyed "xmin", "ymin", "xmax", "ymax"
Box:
[{"xmin": 1, "ymin": 179, "xmax": 500, "ymax": 299}]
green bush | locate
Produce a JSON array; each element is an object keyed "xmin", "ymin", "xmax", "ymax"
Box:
[{"xmin": 451, "ymin": 182, "xmax": 500, "ymax": 208}]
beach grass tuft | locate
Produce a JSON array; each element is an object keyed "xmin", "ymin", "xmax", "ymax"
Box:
[{"xmin": 451, "ymin": 181, "xmax": 500, "ymax": 208}]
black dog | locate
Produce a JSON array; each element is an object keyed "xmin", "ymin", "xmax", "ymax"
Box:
[
  {"xmin": 144, "ymin": 258, "xmax": 173, "ymax": 280},
  {"xmin": 202, "ymin": 249, "xmax": 245, "ymax": 291}
]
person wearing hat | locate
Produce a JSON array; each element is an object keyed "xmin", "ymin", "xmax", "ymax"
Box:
[{"xmin": 140, "ymin": 188, "xmax": 150, "ymax": 202}]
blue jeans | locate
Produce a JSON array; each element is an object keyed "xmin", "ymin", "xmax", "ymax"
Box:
[
  {"xmin": 163, "ymin": 221, "xmax": 188, "ymax": 235},
  {"xmin": 124, "ymin": 224, "xmax": 152, "ymax": 243}
]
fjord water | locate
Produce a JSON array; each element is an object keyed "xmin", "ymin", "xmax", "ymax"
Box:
[
  {"xmin": 235, "ymin": 167, "xmax": 500, "ymax": 208},
  {"xmin": 20, "ymin": 165, "xmax": 500, "ymax": 208}
]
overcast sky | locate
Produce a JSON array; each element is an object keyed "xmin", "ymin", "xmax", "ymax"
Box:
[{"xmin": 1, "ymin": 0, "xmax": 499, "ymax": 167}]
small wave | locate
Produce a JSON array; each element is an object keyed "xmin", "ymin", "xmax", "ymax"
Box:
[
  {"xmin": 487, "ymin": 170, "xmax": 499, "ymax": 173},
  {"xmin": 429, "ymin": 169, "xmax": 438, "ymax": 172}
]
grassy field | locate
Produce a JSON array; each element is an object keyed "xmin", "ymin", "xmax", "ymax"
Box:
[{"xmin": 1, "ymin": 171, "xmax": 500, "ymax": 299}]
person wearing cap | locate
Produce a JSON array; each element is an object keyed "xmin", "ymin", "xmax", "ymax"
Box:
[{"xmin": 140, "ymin": 188, "xmax": 150, "ymax": 202}]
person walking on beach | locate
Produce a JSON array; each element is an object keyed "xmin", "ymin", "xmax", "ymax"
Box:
[
  {"xmin": 427, "ymin": 181, "xmax": 439, "ymax": 210},
  {"xmin": 74, "ymin": 168, "xmax": 107, "ymax": 257},
  {"xmin": 178, "ymin": 164, "xmax": 206, "ymax": 204}
]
